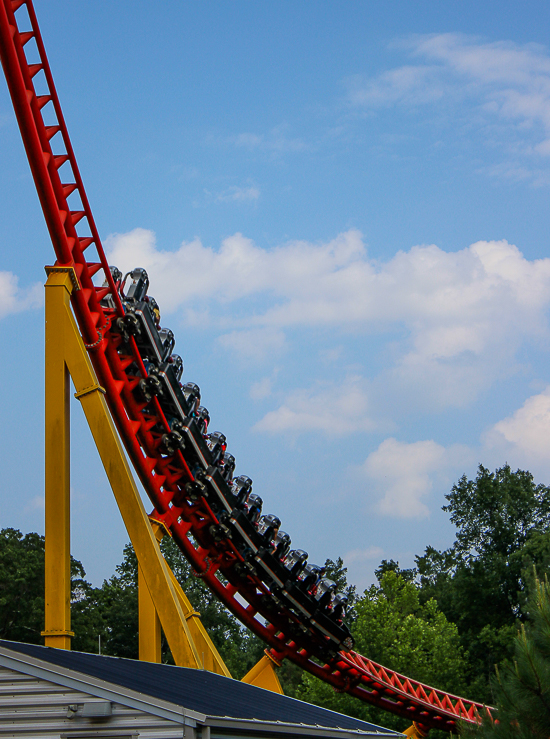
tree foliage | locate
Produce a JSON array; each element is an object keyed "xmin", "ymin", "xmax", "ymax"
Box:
[
  {"xmin": 416, "ymin": 464, "xmax": 550, "ymax": 701},
  {"xmin": 469, "ymin": 576, "xmax": 550, "ymax": 738},
  {"xmin": 0, "ymin": 527, "xmax": 98, "ymax": 648}
]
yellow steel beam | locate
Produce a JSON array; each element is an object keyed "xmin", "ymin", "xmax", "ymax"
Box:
[
  {"xmin": 147, "ymin": 520, "xmax": 232, "ymax": 676},
  {"xmin": 165, "ymin": 550, "xmax": 231, "ymax": 676},
  {"xmin": 42, "ymin": 268, "xmax": 75, "ymax": 649},
  {"xmin": 43, "ymin": 268, "xmax": 201, "ymax": 667},
  {"xmin": 138, "ymin": 562, "xmax": 162, "ymax": 663},
  {"xmin": 138, "ymin": 520, "xmax": 163, "ymax": 663}
]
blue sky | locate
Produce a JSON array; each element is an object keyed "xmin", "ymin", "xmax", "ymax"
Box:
[{"xmin": 1, "ymin": 1, "xmax": 550, "ymax": 590}]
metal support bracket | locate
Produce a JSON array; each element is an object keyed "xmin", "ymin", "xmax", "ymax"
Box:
[{"xmin": 242, "ymin": 652, "xmax": 283, "ymax": 694}]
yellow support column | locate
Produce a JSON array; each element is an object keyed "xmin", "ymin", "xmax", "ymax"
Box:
[
  {"xmin": 42, "ymin": 267, "xmax": 75, "ymax": 649},
  {"xmin": 138, "ymin": 562, "xmax": 162, "ymax": 663},
  {"xmin": 139, "ymin": 520, "xmax": 163, "ymax": 663},
  {"xmin": 242, "ymin": 652, "xmax": 283, "ymax": 694},
  {"xmin": 165, "ymin": 560, "xmax": 231, "ymax": 675}
]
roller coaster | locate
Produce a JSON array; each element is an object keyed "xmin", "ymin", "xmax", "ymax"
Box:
[{"xmin": 0, "ymin": 1, "xmax": 494, "ymax": 732}]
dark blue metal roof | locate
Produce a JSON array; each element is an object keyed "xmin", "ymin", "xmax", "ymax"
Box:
[{"xmin": 0, "ymin": 641, "xmax": 398, "ymax": 734}]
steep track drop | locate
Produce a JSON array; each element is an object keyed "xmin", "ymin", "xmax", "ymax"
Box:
[{"xmin": 0, "ymin": 1, "xmax": 492, "ymax": 730}]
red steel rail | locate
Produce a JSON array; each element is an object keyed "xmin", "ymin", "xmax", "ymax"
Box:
[{"xmin": 0, "ymin": 1, "xmax": 493, "ymax": 730}]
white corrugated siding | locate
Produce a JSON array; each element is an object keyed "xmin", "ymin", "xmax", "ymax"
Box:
[{"xmin": 0, "ymin": 664, "xmax": 186, "ymax": 738}]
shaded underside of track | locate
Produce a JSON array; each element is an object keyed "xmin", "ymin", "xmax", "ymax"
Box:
[{"xmin": 0, "ymin": 0, "xmax": 492, "ymax": 730}]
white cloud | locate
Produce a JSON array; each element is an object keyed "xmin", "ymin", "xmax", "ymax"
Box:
[
  {"xmin": 348, "ymin": 33, "xmax": 550, "ymax": 174},
  {"xmin": 216, "ymin": 185, "xmax": 260, "ymax": 203},
  {"xmin": 344, "ymin": 546, "xmax": 384, "ymax": 565},
  {"xmin": 361, "ymin": 438, "xmax": 472, "ymax": 519},
  {"xmin": 255, "ymin": 376, "xmax": 375, "ymax": 435},
  {"xmin": 250, "ymin": 376, "xmax": 273, "ymax": 400},
  {"xmin": 348, "ymin": 65, "xmax": 445, "ymax": 108},
  {"xmin": 362, "ymin": 387, "xmax": 550, "ymax": 520},
  {"xmin": 218, "ymin": 328, "xmax": 286, "ymax": 364},
  {"xmin": 106, "ymin": 228, "xmax": 550, "ymax": 408},
  {"xmin": 231, "ymin": 125, "xmax": 307, "ymax": 154},
  {"xmin": 486, "ymin": 387, "xmax": 550, "ymax": 472},
  {"xmin": 0, "ymin": 271, "xmax": 42, "ymax": 319}
]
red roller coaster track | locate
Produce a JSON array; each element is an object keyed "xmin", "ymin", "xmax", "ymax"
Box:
[{"xmin": 0, "ymin": 1, "xmax": 493, "ymax": 730}]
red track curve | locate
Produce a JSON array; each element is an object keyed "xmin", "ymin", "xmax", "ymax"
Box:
[{"xmin": 0, "ymin": 1, "xmax": 493, "ymax": 730}]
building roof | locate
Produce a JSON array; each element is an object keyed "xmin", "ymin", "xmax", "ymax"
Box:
[{"xmin": 0, "ymin": 640, "xmax": 400, "ymax": 736}]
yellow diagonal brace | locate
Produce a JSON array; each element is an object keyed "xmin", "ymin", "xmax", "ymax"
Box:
[
  {"xmin": 242, "ymin": 653, "xmax": 283, "ymax": 694},
  {"xmin": 44, "ymin": 268, "xmax": 202, "ymax": 668},
  {"xmin": 138, "ymin": 520, "xmax": 231, "ymax": 675},
  {"xmin": 166, "ymin": 555, "xmax": 231, "ymax": 676},
  {"xmin": 138, "ymin": 562, "xmax": 162, "ymax": 663}
]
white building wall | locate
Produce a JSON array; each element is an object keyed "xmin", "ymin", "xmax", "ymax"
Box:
[{"xmin": 0, "ymin": 664, "xmax": 187, "ymax": 739}]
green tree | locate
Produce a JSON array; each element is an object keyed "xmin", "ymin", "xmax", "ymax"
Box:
[
  {"xmin": 416, "ymin": 465, "xmax": 550, "ymax": 700},
  {"xmin": 0, "ymin": 527, "xmax": 98, "ymax": 648},
  {"xmin": 297, "ymin": 571, "xmax": 469, "ymax": 732},
  {"xmin": 0, "ymin": 528, "xmax": 45, "ymax": 644},
  {"xmin": 375, "ymin": 558, "xmax": 416, "ymax": 583},
  {"xmin": 469, "ymin": 576, "xmax": 550, "ymax": 738}
]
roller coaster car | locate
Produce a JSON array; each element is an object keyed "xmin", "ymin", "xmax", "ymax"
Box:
[
  {"xmin": 158, "ymin": 327, "xmax": 175, "ymax": 357},
  {"xmin": 309, "ymin": 607, "xmax": 354, "ymax": 653},
  {"xmin": 290, "ymin": 585, "xmax": 354, "ymax": 650},
  {"xmin": 314, "ymin": 578, "xmax": 337, "ymax": 610},
  {"xmin": 252, "ymin": 534, "xmax": 292, "ymax": 590},
  {"xmin": 219, "ymin": 491, "xmax": 264, "ymax": 557},
  {"xmin": 115, "ymin": 300, "xmax": 171, "ymax": 364},
  {"xmin": 245, "ymin": 493, "xmax": 263, "ymax": 525},
  {"xmin": 159, "ymin": 382, "xmax": 201, "ymax": 455},
  {"xmin": 231, "ymin": 475, "xmax": 253, "ymax": 507},
  {"xmin": 198, "ymin": 474, "xmax": 261, "ymax": 563},
  {"xmin": 281, "ymin": 563, "xmax": 324, "ymax": 620},
  {"xmin": 197, "ymin": 470, "xmax": 353, "ymax": 653},
  {"xmin": 273, "ymin": 530, "xmax": 291, "ymax": 558},
  {"xmin": 113, "ymin": 268, "xmax": 174, "ymax": 364},
  {"xmin": 274, "ymin": 556, "xmax": 353, "ymax": 652},
  {"xmin": 221, "ymin": 452, "xmax": 235, "ymax": 483},
  {"xmin": 182, "ymin": 382, "xmax": 201, "ymax": 415},
  {"xmin": 331, "ymin": 592, "xmax": 348, "ymax": 622},
  {"xmin": 202, "ymin": 466, "xmax": 237, "ymax": 514},
  {"xmin": 195, "ymin": 406, "xmax": 210, "ymax": 436},
  {"xmin": 143, "ymin": 354, "xmax": 187, "ymax": 418},
  {"xmin": 162, "ymin": 414, "xmax": 212, "ymax": 469},
  {"xmin": 123, "ymin": 267, "xmax": 150, "ymax": 303},
  {"xmin": 257, "ymin": 514, "xmax": 281, "ymax": 544},
  {"xmin": 283, "ymin": 549, "xmax": 308, "ymax": 578},
  {"xmin": 205, "ymin": 432, "xmax": 227, "ymax": 466},
  {"xmin": 298, "ymin": 563, "xmax": 326, "ymax": 593},
  {"xmin": 100, "ymin": 266, "xmax": 123, "ymax": 310}
]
